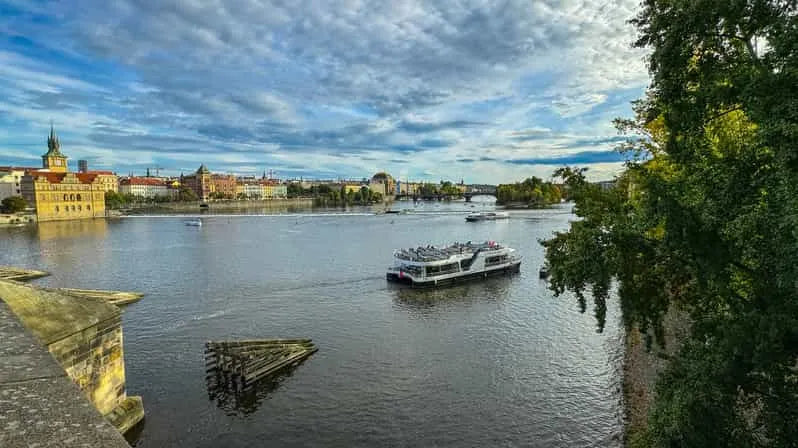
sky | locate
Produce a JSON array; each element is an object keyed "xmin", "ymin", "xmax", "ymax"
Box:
[{"xmin": 0, "ymin": 0, "xmax": 649, "ymax": 183}]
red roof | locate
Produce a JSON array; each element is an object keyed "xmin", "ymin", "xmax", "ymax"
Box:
[
  {"xmin": 29, "ymin": 172, "xmax": 99, "ymax": 184},
  {"xmin": 85, "ymin": 170, "xmax": 115, "ymax": 175},
  {"xmin": 121, "ymin": 177, "xmax": 165, "ymax": 186}
]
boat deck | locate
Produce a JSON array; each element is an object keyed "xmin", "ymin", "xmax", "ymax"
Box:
[{"xmin": 395, "ymin": 241, "xmax": 503, "ymax": 262}]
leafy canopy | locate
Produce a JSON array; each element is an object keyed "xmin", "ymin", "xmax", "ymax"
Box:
[{"xmin": 543, "ymin": 0, "xmax": 798, "ymax": 445}]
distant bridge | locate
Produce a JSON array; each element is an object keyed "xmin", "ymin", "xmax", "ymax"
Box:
[
  {"xmin": 463, "ymin": 185, "xmax": 497, "ymax": 202},
  {"xmin": 394, "ymin": 184, "xmax": 497, "ymax": 201}
]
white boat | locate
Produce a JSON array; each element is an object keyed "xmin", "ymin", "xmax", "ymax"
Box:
[
  {"xmin": 184, "ymin": 219, "xmax": 202, "ymax": 227},
  {"xmin": 465, "ymin": 211, "xmax": 509, "ymax": 222},
  {"xmin": 386, "ymin": 241, "xmax": 521, "ymax": 287}
]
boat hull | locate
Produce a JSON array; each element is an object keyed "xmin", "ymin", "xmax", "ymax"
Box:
[{"xmin": 387, "ymin": 261, "xmax": 521, "ymax": 288}]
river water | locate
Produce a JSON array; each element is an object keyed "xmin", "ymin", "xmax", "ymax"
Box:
[{"xmin": 0, "ymin": 201, "xmax": 623, "ymax": 447}]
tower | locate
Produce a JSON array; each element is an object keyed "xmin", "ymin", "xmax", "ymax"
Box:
[{"xmin": 42, "ymin": 123, "xmax": 68, "ymax": 173}]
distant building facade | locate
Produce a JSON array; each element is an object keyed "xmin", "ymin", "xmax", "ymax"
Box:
[
  {"xmin": 119, "ymin": 177, "xmax": 169, "ymax": 197},
  {"xmin": 78, "ymin": 159, "xmax": 88, "ymax": 173},
  {"xmin": 0, "ymin": 167, "xmax": 27, "ymax": 201},
  {"xmin": 261, "ymin": 180, "xmax": 287, "ymax": 199},
  {"xmin": 20, "ymin": 126, "xmax": 106, "ymax": 221},
  {"xmin": 181, "ymin": 165, "xmax": 212, "ymax": 201},
  {"xmin": 210, "ymin": 174, "xmax": 237, "ymax": 198},
  {"xmin": 369, "ymin": 172, "xmax": 394, "ymax": 198}
]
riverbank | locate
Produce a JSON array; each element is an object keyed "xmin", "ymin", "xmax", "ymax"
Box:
[
  {"xmin": 0, "ymin": 212, "xmax": 36, "ymax": 226},
  {"xmin": 623, "ymin": 306, "xmax": 690, "ymax": 447},
  {"xmin": 118, "ymin": 197, "xmax": 313, "ymax": 214}
]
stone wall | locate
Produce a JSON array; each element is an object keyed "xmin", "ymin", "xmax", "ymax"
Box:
[
  {"xmin": 47, "ymin": 313, "xmax": 126, "ymax": 415},
  {"xmin": 0, "ymin": 280, "xmax": 143, "ymax": 434}
]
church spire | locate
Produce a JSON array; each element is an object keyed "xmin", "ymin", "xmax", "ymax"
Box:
[{"xmin": 47, "ymin": 120, "xmax": 61, "ymax": 154}]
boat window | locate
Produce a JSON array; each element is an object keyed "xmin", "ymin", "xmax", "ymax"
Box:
[
  {"xmin": 425, "ymin": 263, "xmax": 459, "ymax": 276},
  {"xmin": 485, "ymin": 255, "xmax": 510, "ymax": 266}
]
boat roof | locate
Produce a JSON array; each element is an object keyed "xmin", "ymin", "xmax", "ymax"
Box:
[{"xmin": 395, "ymin": 241, "xmax": 506, "ymax": 262}]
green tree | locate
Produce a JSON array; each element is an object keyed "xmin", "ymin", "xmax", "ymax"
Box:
[
  {"xmin": 496, "ymin": 177, "xmax": 560, "ymax": 207},
  {"xmin": 104, "ymin": 191, "xmax": 130, "ymax": 209},
  {"xmin": 544, "ymin": 1, "xmax": 798, "ymax": 445},
  {"xmin": 177, "ymin": 186, "xmax": 198, "ymax": 202},
  {"xmin": 1, "ymin": 195, "xmax": 26, "ymax": 213}
]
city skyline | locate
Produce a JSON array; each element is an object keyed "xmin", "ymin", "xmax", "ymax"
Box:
[{"xmin": 1, "ymin": 1, "xmax": 648, "ymax": 183}]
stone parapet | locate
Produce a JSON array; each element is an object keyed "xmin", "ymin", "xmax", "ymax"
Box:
[
  {"xmin": 0, "ymin": 280, "xmax": 143, "ymax": 437},
  {"xmin": 0, "ymin": 300, "xmax": 130, "ymax": 447}
]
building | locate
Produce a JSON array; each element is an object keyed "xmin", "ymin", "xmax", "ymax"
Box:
[
  {"xmin": 261, "ymin": 180, "xmax": 287, "ymax": 199},
  {"xmin": 20, "ymin": 126, "xmax": 106, "ymax": 221},
  {"xmin": 236, "ymin": 180, "xmax": 263, "ymax": 199},
  {"xmin": 78, "ymin": 159, "xmax": 88, "ymax": 173},
  {"xmin": 369, "ymin": 172, "xmax": 394, "ymax": 199},
  {"xmin": 210, "ymin": 174, "xmax": 236, "ymax": 198},
  {"xmin": 181, "ymin": 165, "xmax": 212, "ymax": 201},
  {"xmin": 84, "ymin": 170, "xmax": 118, "ymax": 193},
  {"xmin": 0, "ymin": 167, "xmax": 28, "ymax": 201},
  {"xmin": 119, "ymin": 177, "xmax": 170, "ymax": 197}
]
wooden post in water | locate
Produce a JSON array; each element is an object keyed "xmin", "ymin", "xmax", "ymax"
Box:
[{"xmin": 205, "ymin": 339, "xmax": 317, "ymax": 391}]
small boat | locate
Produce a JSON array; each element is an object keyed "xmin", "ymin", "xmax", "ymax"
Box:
[
  {"xmin": 539, "ymin": 266, "xmax": 550, "ymax": 279},
  {"xmin": 465, "ymin": 211, "xmax": 509, "ymax": 222},
  {"xmin": 387, "ymin": 241, "xmax": 521, "ymax": 288},
  {"xmin": 384, "ymin": 210, "xmax": 400, "ymax": 214},
  {"xmin": 185, "ymin": 219, "xmax": 202, "ymax": 227}
]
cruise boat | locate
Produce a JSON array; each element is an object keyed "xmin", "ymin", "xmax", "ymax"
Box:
[
  {"xmin": 386, "ymin": 241, "xmax": 521, "ymax": 287},
  {"xmin": 465, "ymin": 211, "xmax": 509, "ymax": 222}
]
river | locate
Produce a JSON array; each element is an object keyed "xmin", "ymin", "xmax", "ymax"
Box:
[{"xmin": 0, "ymin": 201, "xmax": 623, "ymax": 447}]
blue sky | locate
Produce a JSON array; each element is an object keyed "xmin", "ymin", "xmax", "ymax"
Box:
[{"xmin": 0, "ymin": 0, "xmax": 649, "ymax": 183}]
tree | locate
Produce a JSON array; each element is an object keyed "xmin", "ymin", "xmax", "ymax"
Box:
[
  {"xmin": 1, "ymin": 196, "xmax": 26, "ymax": 213},
  {"xmin": 544, "ymin": 1, "xmax": 798, "ymax": 445},
  {"xmin": 177, "ymin": 186, "xmax": 198, "ymax": 202},
  {"xmin": 104, "ymin": 191, "xmax": 130, "ymax": 209},
  {"xmin": 496, "ymin": 177, "xmax": 561, "ymax": 207}
]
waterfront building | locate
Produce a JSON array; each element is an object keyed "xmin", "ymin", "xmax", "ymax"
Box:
[
  {"xmin": 236, "ymin": 180, "xmax": 263, "ymax": 199},
  {"xmin": 0, "ymin": 167, "xmax": 28, "ymax": 201},
  {"xmin": 20, "ymin": 126, "xmax": 106, "ymax": 221},
  {"xmin": 180, "ymin": 164, "xmax": 212, "ymax": 201},
  {"xmin": 88, "ymin": 170, "xmax": 119, "ymax": 193},
  {"xmin": 119, "ymin": 177, "xmax": 170, "ymax": 197},
  {"xmin": 369, "ymin": 172, "xmax": 394, "ymax": 199},
  {"xmin": 210, "ymin": 174, "xmax": 237, "ymax": 198},
  {"xmin": 261, "ymin": 180, "xmax": 287, "ymax": 199}
]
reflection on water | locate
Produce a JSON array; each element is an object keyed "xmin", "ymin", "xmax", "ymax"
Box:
[
  {"xmin": 36, "ymin": 218, "xmax": 109, "ymax": 241},
  {"xmin": 0, "ymin": 204, "xmax": 624, "ymax": 448},
  {"xmin": 206, "ymin": 362, "xmax": 309, "ymax": 417},
  {"xmin": 391, "ymin": 276, "xmax": 515, "ymax": 311}
]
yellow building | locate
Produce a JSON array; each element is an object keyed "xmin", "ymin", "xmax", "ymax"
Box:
[{"xmin": 20, "ymin": 126, "xmax": 106, "ymax": 222}]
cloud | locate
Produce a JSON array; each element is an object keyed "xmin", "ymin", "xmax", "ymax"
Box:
[
  {"xmin": 506, "ymin": 150, "xmax": 632, "ymax": 165},
  {"xmin": 0, "ymin": 0, "xmax": 650, "ymax": 183}
]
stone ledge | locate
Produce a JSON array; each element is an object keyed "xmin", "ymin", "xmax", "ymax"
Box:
[
  {"xmin": 105, "ymin": 396, "xmax": 145, "ymax": 435},
  {"xmin": 0, "ymin": 300, "xmax": 130, "ymax": 447}
]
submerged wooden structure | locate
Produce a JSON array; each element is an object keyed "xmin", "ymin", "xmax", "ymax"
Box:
[
  {"xmin": 57, "ymin": 288, "xmax": 144, "ymax": 306},
  {"xmin": 0, "ymin": 266, "xmax": 50, "ymax": 281},
  {"xmin": 205, "ymin": 339, "xmax": 317, "ymax": 390}
]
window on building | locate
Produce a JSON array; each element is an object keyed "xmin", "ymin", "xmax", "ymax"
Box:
[
  {"xmin": 87, "ymin": 205, "xmax": 91, "ymax": 211},
  {"xmin": 63, "ymin": 194, "xmax": 68, "ymax": 201},
  {"xmin": 71, "ymin": 205, "xmax": 76, "ymax": 211},
  {"xmin": 77, "ymin": 205, "xmax": 82, "ymax": 211},
  {"xmin": 70, "ymin": 194, "xmax": 75, "ymax": 201},
  {"xmin": 77, "ymin": 194, "xmax": 81, "ymax": 201},
  {"xmin": 55, "ymin": 206, "xmax": 59, "ymax": 212}
]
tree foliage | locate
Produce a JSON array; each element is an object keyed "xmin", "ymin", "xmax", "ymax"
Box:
[
  {"xmin": 496, "ymin": 177, "xmax": 561, "ymax": 207},
  {"xmin": 543, "ymin": 1, "xmax": 798, "ymax": 445},
  {"xmin": 1, "ymin": 195, "xmax": 26, "ymax": 213}
]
